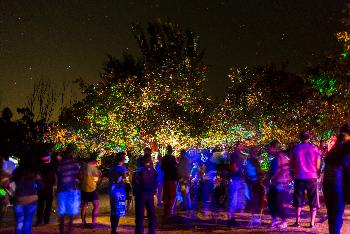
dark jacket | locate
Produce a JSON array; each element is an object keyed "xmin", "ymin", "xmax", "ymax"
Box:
[
  {"xmin": 161, "ymin": 154, "xmax": 177, "ymax": 181},
  {"xmin": 133, "ymin": 167, "xmax": 158, "ymax": 197}
]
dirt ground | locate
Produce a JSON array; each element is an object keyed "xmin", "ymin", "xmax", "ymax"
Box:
[{"xmin": 1, "ymin": 194, "xmax": 350, "ymax": 234}]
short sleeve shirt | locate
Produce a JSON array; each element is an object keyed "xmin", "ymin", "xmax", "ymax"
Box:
[
  {"xmin": 81, "ymin": 163, "xmax": 100, "ymax": 192},
  {"xmin": 109, "ymin": 165, "xmax": 126, "ymax": 186},
  {"xmin": 293, "ymin": 143, "xmax": 321, "ymax": 179}
]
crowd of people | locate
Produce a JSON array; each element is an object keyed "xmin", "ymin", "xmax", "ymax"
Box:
[{"xmin": 1, "ymin": 126, "xmax": 350, "ymax": 234}]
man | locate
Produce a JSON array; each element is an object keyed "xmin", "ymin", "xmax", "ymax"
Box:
[
  {"xmin": 133, "ymin": 155, "xmax": 158, "ymax": 234},
  {"xmin": 137, "ymin": 147, "xmax": 152, "ymax": 169},
  {"xmin": 161, "ymin": 145, "xmax": 177, "ymax": 218},
  {"xmin": 81, "ymin": 155, "xmax": 101, "ymax": 227},
  {"xmin": 323, "ymin": 124, "xmax": 350, "ymax": 234},
  {"xmin": 291, "ymin": 131, "xmax": 321, "ymax": 228},
  {"xmin": 56, "ymin": 144, "xmax": 81, "ymax": 234},
  {"xmin": 36, "ymin": 149, "xmax": 56, "ymax": 225}
]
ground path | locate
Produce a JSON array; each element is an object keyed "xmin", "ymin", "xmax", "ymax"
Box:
[{"xmin": 2, "ymin": 195, "xmax": 350, "ymax": 233}]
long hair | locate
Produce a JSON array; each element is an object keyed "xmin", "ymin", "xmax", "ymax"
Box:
[{"xmin": 13, "ymin": 150, "xmax": 39, "ymax": 181}]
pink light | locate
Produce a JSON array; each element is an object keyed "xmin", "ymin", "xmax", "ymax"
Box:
[{"xmin": 327, "ymin": 135, "xmax": 337, "ymax": 152}]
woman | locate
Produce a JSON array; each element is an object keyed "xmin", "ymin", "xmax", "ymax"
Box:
[
  {"xmin": 267, "ymin": 140, "xmax": 292, "ymax": 229},
  {"xmin": 11, "ymin": 151, "xmax": 42, "ymax": 234},
  {"xmin": 109, "ymin": 152, "xmax": 127, "ymax": 234}
]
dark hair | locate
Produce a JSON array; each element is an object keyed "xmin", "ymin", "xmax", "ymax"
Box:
[
  {"xmin": 299, "ymin": 131, "xmax": 310, "ymax": 141},
  {"xmin": 88, "ymin": 152, "xmax": 98, "ymax": 162},
  {"xmin": 144, "ymin": 147, "xmax": 152, "ymax": 156},
  {"xmin": 115, "ymin": 151, "xmax": 126, "ymax": 163},
  {"xmin": 166, "ymin": 145, "xmax": 173, "ymax": 153},
  {"xmin": 63, "ymin": 143, "xmax": 76, "ymax": 158},
  {"xmin": 15, "ymin": 149, "xmax": 39, "ymax": 180},
  {"xmin": 268, "ymin": 139, "xmax": 279, "ymax": 148}
]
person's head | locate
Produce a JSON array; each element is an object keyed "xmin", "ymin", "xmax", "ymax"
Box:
[
  {"xmin": 88, "ymin": 152, "xmax": 98, "ymax": 165},
  {"xmin": 299, "ymin": 131, "xmax": 310, "ymax": 142},
  {"xmin": 340, "ymin": 124, "xmax": 350, "ymax": 141},
  {"xmin": 143, "ymin": 155, "xmax": 153, "ymax": 168},
  {"xmin": 40, "ymin": 143, "xmax": 54, "ymax": 164},
  {"xmin": 267, "ymin": 140, "xmax": 280, "ymax": 155},
  {"xmin": 166, "ymin": 145, "xmax": 173, "ymax": 155},
  {"xmin": 144, "ymin": 147, "xmax": 152, "ymax": 157},
  {"xmin": 63, "ymin": 143, "xmax": 76, "ymax": 159},
  {"xmin": 18, "ymin": 149, "xmax": 39, "ymax": 176},
  {"xmin": 180, "ymin": 149, "xmax": 186, "ymax": 158},
  {"xmin": 115, "ymin": 151, "xmax": 126, "ymax": 165}
]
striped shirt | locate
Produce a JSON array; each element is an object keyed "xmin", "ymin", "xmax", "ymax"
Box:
[{"xmin": 56, "ymin": 158, "xmax": 80, "ymax": 192}]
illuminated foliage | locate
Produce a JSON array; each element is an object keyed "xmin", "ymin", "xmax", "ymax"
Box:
[
  {"xmin": 48, "ymin": 19, "xmax": 213, "ymax": 156},
  {"xmin": 47, "ymin": 28, "xmax": 350, "ymax": 161}
]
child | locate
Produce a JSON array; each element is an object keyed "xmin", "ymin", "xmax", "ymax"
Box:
[{"xmin": 109, "ymin": 152, "xmax": 127, "ymax": 234}]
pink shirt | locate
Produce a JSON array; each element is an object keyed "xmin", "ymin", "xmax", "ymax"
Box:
[{"xmin": 293, "ymin": 142, "xmax": 320, "ymax": 179}]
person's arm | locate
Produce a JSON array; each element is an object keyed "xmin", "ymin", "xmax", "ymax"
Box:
[
  {"xmin": 316, "ymin": 155, "xmax": 321, "ymax": 171},
  {"xmin": 161, "ymin": 157, "xmax": 165, "ymax": 170},
  {"xmin": 121, "ymin": 168, "xmax": 127, "ymax": 180},
  {"xmin": 36, "ymin": 173, "xmax": 43, "ymax": 190},
  {"xmin": 132, "ymin": 171, "xmax": 141, "ymax": 196},
  {"xmin": 290, "ymin": 150, "xmax": 296, "ymax": 178},
  {"xmin": 153, "ymin": 169, "xmax": 158, "ymax": 193},
  {"xmin": 269, "ymin": 158, "xmax": 278, "ymax": 179},
  {"xmin": 97, "ymin": 168, "xmax": 103, "ymax": 182}
]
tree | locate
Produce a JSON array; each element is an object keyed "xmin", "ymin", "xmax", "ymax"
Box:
[
  {"xmin": 49, "ymin": 19, "xmax": 212, "ymax": 155},
  {"xmin": 26, "ymin": 79, "xmax": 59, "ymax": 123}
]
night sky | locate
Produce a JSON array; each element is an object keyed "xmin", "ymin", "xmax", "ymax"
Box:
[{"xmin": 0, "ymin": 0, "xmax": 346, "ymax": 113}]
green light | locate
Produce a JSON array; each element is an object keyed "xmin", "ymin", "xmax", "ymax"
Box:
[
  {"xmin": 0, "ymin": 188, "xmax": 6, "ymax": 197},
  {"xmin": 311, "ymin": 73, "xmax": 336, "ymax": 97}
]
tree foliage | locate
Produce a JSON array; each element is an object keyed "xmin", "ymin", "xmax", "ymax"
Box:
[
  {"xmin": 51, "ymin": 19, "xmax": 212, "ymax": 155},
  {"xmin": 46, "ymin": 19, "xmax": 350, "ymax": 157}
]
